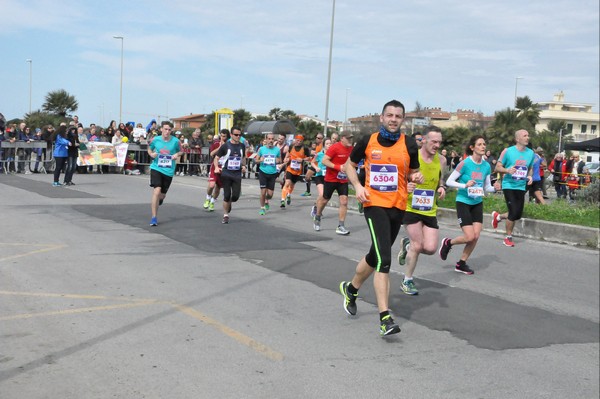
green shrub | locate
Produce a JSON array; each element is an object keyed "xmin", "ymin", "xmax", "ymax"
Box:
[
  {"xmin": 437, "ymin": 189, "xmax": 599, "ymax": 228},
  {"xmin": 578, "ymin": 179, "xmax": 600, "ymax": 205}
]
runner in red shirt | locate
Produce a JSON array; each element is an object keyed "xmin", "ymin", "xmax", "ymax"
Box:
[{"xmin": 313, "ymin": 131, "xmax": 355, "ymax": 234}]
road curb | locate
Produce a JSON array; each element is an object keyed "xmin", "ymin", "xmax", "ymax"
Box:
[{"xmin": 326, "ymin": 196, "xmax": 600, "ymax": 249}]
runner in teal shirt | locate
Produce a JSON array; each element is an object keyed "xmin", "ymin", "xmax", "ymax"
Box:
[
  {"xmin": 440, "ymin": 135, "xmax": 499, "ymax": 275},
  {"xmin": 491, "ymin": 129, "xmax": 535, "ymax": 247},
  {"xmin": 256, "ymin": 133, "xmax": 282, "ymax": 215},
  {"xmin": 150, "ymin": 133, "xmax": 181, "ymax": 177},
  {"xmin": 498, "ymin": 145, "xmax": 534, "ymax": 191},
  {"xmin": 147, "ymin": 123, "xmax": 182, "ymax": 226}
]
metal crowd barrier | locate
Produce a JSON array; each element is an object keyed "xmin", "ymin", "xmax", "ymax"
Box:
[
  {"xmin": 1, "ymin": 141, "xmax": 213, "ymax": 176},
  {"xmin": 1, "ymin": 141, "xmax": 52, "ymax": 174},
  {"xmin": 123, "ymin": 144, "xmax": 211, "ymax": 175}
]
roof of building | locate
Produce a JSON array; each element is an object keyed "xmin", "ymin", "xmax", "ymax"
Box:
[{"xmin": 171, "ymin": 113, "xmax": 208, "ymax": 121}]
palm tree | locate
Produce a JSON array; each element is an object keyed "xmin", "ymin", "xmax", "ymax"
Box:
[
  {"xmin": 441, "ymin": 126, "xmax": 471, "ymax": 155},
  {"xmin": 280, "ymin": 110, "xmax": 301, "ymax": 126},
  {"xmin": 515, "ymin": 96, "xmax": 540, "ymax": 126},
  {"xmin": 233, "ymin": 108, "xmax": 252, "ymax": 131},
  {"xmin": 486, "ymin": 108, "xmax": 525, "ymax": 155},
  {"xmin": 547, "ymin": 119, "xmax": 567, "ymax": 134},
  {"xmin": 297, "ymin": 120, "xmax": 322, "ymax": 141},
  {"xmin": 268, "ymin": 107, "xmax": 283, "ymax": 120},
  {"xmin": 531, "ymin": 130, "xmax": 560, "ymax": 155},
  {"xmin": 24, "ymin": 110, "xmax": 64, "ymax": 129},
  {"xmin": 42, "ymin": 89, "xmax": 78, "ymax": 117}
]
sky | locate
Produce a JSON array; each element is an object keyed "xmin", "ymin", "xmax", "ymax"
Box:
[{"xmin": 1, "ymin": 0, "xmax": 599, "ymax": 127}]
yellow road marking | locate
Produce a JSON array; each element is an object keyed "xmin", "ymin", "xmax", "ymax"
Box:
[
  {"xmin": 0, "ymin": 243, "xmax": 67, "ymax": 263},
  {"xmin": 1, "ymin": 291, "xmax": 284, "ymax": 361},
  {"xmin": 0, "ymin": 301, "xmax": 156, "ymax": 321},
  {"xmin": 0, "ymin": 290, "xmax": 156, "ymax": 302},
  {"xmin": 171, "ymin": 303, "xmax": 284, "ymax": 361}
]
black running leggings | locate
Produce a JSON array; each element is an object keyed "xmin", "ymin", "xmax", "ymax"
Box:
[
  {"xmin": 221, "ymin": 176, "xmax": 242, "ymax": 203},
  {"xmin": 363, "ymin": 206, "xmax": 405, "ymax": 273}
]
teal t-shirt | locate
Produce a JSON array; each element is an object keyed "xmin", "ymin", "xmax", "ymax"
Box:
[
  {"xmin": 315, "ymin": 150, "xmax": 326, "ymax": 177},
  {"xmin": 455, "ymin": 157, "xmax": 492, "ymax": 205},
  {"xmin": 150, "ymin": 135, "xmax": 181, "ymax": 177},
  {"xmin": 257, "ymin": 146, "xmax": 281, "ymax": 175},
  {"xmin": 499, "ymin": 146, "xmax": 535, "ymax": 191}
]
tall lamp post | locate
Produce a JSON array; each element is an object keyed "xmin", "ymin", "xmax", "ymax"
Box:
[
  {"xmin": 343, "ymin": 88, "xmax": 350, "ymax": 131},
  {"xmin": 514, "ymin": 76, "xmax": 523, "ymax": 108},
  {"xmin": 113, "ymin": 36, "xmax": 124, "ymax": 123},
  {"xmin": 322, "ymin": 0, "xmax": 336, "ymax": 138},
  {"xmin": 26, "ymin": 59, "xmax": 32, "ymax": 114}
]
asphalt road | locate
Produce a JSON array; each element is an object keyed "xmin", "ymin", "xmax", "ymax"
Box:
[{"xmin": 1, "ymin": 172, "xmax": 598, "ymax": 399}]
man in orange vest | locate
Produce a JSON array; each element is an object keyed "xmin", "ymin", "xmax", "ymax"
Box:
[
  {"xmin": 280, "ymin": 135, "xmax": 312, "ymax": 208},
  {"xmin": 339, "ymin": 99, "xmax": 422, "ymax": 337}
]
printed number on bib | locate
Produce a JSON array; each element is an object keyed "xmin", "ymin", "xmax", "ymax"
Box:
[
  {"xmin": 263, "ymin": 155, "xmax": 276, "ymax": 165},
  {"xmin": 369, "ymin": 164, "xmax": 398, "ymax": 192},
  {"xmin": 467, "ymin": 185, "xmax": 484, "ymax": 198},
  {"xmin": 290, "ymin": 159, "xmax": 302, "ymax": 171},
  {"xmin": 411, "ymin": 189, "xmax": 434, "ymax": 211},
  {"xmin": 158, "ymin": 154, "xmax": 173, "ymax": 168},
  {"xmin": 512, "ymin": 165, "xmax": 528, "ymax": 180},
  {"xmin": 228, "ymin": 156, "xmax": 242, "ymax": 170}
]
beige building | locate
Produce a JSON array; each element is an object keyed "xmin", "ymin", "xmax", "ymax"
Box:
[{"xmin": 536, "ymin": 91, "xmax": 599, "ymax": 142}]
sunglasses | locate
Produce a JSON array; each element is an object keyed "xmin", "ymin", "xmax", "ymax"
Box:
[{"xmin": 232, "ymin": 133, "xmax": 241, "ymax": 137}]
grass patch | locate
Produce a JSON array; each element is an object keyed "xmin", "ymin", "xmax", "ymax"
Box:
[{"xmin": 437, "ymin": 189, "xmax": 599, "ymax": 228}]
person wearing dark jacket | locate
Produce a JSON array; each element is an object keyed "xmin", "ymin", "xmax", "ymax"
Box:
[{"xmin": 63, "ymin": 126, "xmax": 80, "ymax": 185}]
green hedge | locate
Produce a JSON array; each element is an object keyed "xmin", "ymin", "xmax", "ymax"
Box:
[{"xmin": 437, "ymin": 189, "xmax": 599, "ymax": 228}]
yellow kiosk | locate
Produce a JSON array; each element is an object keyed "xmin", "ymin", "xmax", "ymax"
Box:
[{"xmin": 215, "ymin": 108, "xmax": 234, "ymax": 135}]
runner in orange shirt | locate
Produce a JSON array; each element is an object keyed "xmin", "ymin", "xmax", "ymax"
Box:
[{"xmin": 339, "ymin": 99, "xmax": 422, "ymax": 337}]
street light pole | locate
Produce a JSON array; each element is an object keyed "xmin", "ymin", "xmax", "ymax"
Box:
[
  {"xmin": 558, "ymin": 129, "xmax": 563, "ymax": 153},
  {"xmin": 514, "ymin": 76, "xmax": 523, "ymax": 108},
  {"xmin": 344, "ymin": 88, "xmax": 349, "ymax": 131},
  {"xmin": 113, "ymin": 36, "xmax": 124, "ymax": 123},
  {"xmin": 26, "ymin": 59, "xmax": 32, "ymax": 114},
  {"xmin": 322, "ymin": 0, "xmax": 336, "ymax": 138}
]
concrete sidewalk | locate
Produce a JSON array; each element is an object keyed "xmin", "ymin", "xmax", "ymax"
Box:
[{"xmin": 327, "ymin": 195, "xmax": 600, "ymax": 249}]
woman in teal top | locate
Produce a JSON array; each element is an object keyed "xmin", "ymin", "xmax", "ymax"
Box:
[{"xmin": 438, "ymin": 135, "xmax": 499, "ymax": 275}]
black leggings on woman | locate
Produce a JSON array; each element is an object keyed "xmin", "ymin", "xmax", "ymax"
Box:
[{"xmin": 53, "ymin": 157, "xmax": 67, "ymax": 183}]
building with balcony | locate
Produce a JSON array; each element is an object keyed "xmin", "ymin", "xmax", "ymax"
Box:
[{"xmin": 536, "ymin": 91, "xmax": 599, "ymax": 140}]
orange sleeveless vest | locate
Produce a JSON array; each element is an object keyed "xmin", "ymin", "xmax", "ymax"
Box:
[
  {"xmin": 286, "ymin": 146, "xmax": 306, "ymax": 175},
  {"xmin": 364, "ymin": 133, "xmax": 410, "ymax": 210}
]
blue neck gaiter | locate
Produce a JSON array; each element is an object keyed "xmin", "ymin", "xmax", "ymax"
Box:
[{"xmin": 379, "ymin": 125, "xmax": 401, "ymax": 142}]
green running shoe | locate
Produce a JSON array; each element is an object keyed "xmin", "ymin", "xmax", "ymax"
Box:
[{"xmin": 401, "ymin": 279, "xmax": 419, "ymax": 295}]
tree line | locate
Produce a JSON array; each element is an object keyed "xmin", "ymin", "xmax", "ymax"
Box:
[{"xmin": 10, "ymin": 90, "xmax": 570, "ymax": 157}]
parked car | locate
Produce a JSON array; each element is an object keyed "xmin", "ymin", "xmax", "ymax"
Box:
[{"xmin": 585, "ymin": 162, "xmax": 599, "ymax": 174}]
